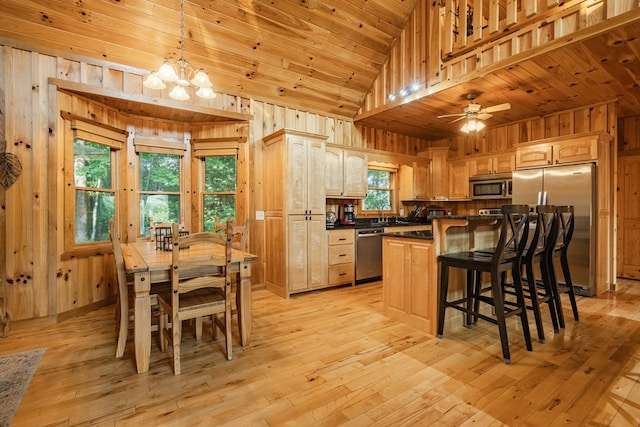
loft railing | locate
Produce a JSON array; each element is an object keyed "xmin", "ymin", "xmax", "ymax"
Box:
[{"xmin": 439, "ymin": 0, "xmax": 639, "ymax": 81}]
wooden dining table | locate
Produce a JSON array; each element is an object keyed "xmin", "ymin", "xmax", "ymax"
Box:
[{"xmin": 120, "ymin": 240, "xmax": 258, "ymax": 374}]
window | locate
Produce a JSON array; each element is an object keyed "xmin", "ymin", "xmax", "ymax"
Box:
[
  {"xmin": 139, "ymin": 152, "xmax": 182, "ymax": 237},
  {"xmin": 202, "ymin": 154, "xmax": 237, "ymax": 232},
  {"xmin": 73, "ymin": 139, "xmax": 116, "ymax": 243},
  {"xmin": 64, "ymin": 119, "xmax": 125, "ymax": 253},
  {"xmin": 363, "ymin": 168, "xmax": 394, "ymax": 211}
]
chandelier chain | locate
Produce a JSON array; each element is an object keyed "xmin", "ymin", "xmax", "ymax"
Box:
[{"xmin": 179, "ymin": 0, "xmax": 185, "ymax": 61}]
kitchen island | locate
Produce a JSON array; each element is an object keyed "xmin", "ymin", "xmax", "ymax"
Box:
[{"xmin": 382, "ymin": 215, "xmax": 501, "ymax": 336}]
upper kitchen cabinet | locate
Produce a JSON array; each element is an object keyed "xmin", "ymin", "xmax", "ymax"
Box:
[
  {"xmin": 416, "ymin": 147, "xmax": 449, "ymax": 201},
  {"xmin": 516, "ymin": 136, "xmax": 597, "ymax": 169},
  {"xmin": 325, "ymin": 146, "xmax": 368, "ymax": 199},
  {"xmin": 263, "ymin": 129, "xmax": 328, "ymax": 298},
  {"xmin": 398, "ymin": 160, "xmax": 430, "ymax": 201},
  {"xmin": 448, "ymin": 159, "xmax": 470, "ymax": 200},
  {"xmin": 470, "ymin": 152, "xmax": 515, "ymax": 176}
]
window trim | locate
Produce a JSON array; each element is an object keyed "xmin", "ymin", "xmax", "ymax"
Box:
[
  {"xmin": 199, "ymin": 149, "xmax": 239, "ymax": 232},
  {"xmin": 136, "ymin": 150, "xmax": 185, "ymax": 239},
  {"xmin": 62, "ymin": 116, "xmax": 126, "ymax": 258},
  {"xmin": 362, "ymin": 167, "xmax": 396, "ymax": 214}
]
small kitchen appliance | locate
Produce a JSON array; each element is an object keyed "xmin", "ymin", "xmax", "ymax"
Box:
[{"xmin": 339, "ymin": 202, "xmax": 356, "ymax": 225}]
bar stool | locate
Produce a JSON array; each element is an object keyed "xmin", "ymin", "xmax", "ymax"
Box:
[
  {"xmin": 437, "ymin": 204, "xmax": 532, "ymax": 364},
  {"xmin": 551, "ymin": 205, "xmax": 579, "ymax": 327},
  {"xmin": 503, "ymin": 205, "xmax": 559, "ymax": 343}
]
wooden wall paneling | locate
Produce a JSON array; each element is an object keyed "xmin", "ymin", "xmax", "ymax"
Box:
[
  {"xmin": 5, "ymin": 48, "xmax": 35, "ymax": 321},
  {"xmin": 55, "ymin": 92, "xmax": 71, "ymax": 316},
  {"xmin": 57, "ymin": 258, "xmax": 76, "ymax": 313},
  {"xmin": 0, "ymin": 45, "xmax": 6, "ymax": 330},
  {"xmin": 32, "ymin": 52, "xmax": 55, "ymax": 318},
  {"xmin": 558, "ymin": 111, "xmax": 573, "ymax": 135},
  {"xmin": 530, "ymin": 117, "xmax": 545, "ymax": 141},
  {"xmin": 620, "ymin": 116, "xmax": 640, "ymax": 152},
  {"xmin": 590, "ymin": 103, "xmax": 609, "ymax": 132},
  {"xmin": 545, "ymin": 114, "xmax": 559, "ymax": 138}
]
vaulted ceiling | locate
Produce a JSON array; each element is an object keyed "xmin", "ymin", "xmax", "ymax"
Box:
[{"xmin": 1, "ymin": 0, "xmax": 639, "ymax": 141}]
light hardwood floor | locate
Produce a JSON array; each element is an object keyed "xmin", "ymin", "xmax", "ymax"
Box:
[{"xmin": 3, "ymin": 279, "xmax": 640, "ymax": 426}]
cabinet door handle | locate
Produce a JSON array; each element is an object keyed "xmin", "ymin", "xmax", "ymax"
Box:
[
  {"xmin": 338, "ymin": 238, "xmax": 346, "ymax": 241},
  {"xmin": 339, "ymin": 272, "xmax": 346, "ymax": 276},
  {"xmin": 339, "ymin": 253, "xmax": 347, "ymax": 257}
]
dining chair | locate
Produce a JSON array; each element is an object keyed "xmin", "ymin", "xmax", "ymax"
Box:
[
  {"xmin": 109, "ymin": 219, "xmax": 168, "ymax": 358},
  {"xmin": 157, "ymin": 222, "xmax": 233, "ymax": 375},
  {"xmin": 230, "ymin": 218, "xmax": 249, "ymax": 252},
  {"xmin": 437, "ymin": 204, "xmax": 532, "ymax": 364}
]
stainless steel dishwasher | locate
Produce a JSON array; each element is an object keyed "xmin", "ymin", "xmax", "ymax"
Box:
[{"xmin": 355, "ymin": 227, "xmax": 384, "ymax": 283}]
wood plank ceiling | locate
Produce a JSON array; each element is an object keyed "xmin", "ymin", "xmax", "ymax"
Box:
[
  {"xmin": 357, "ymin": 18, "xmax": 640, "ymax": 140},
  {"xmin": 1, "ymin": 0, "xmax": 639, "ymax": 140},
  {"xmin": 0, "ymin": 0, "xmax": 417, "ymax": 119}
]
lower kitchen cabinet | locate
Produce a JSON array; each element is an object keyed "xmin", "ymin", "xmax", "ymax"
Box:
[
  {"xmin": 328, "ymin": 228, "xmax": 355, "ymax": 286},
  {"xmin": 382, "ymin": 236, "xmax": 437, "ymax": 335},
  {"xmin": 288, "ymin": 214, "xmax": 328, "ymax": 294}
]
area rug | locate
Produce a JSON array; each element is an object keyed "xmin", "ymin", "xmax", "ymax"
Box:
[{"xmin": 0, "ymin": 348, "xmax": 45, "ymax": 426}]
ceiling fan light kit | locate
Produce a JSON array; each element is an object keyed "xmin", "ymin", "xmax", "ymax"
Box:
[
  {"xmin": 460, "ymin": 118, "xmax": 485, "ymax": 133},
  {"xmin": 437, "ymin": 94, "xmax": 511, "ymax": 134}
]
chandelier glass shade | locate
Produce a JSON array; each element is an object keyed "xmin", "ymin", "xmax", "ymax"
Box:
[
  {"xmin": 143, "ymin": 0, "xmax": 216, "ymax": 101},
  {"xmin": 460, "ymin": 117, "xmax": 485, "ymax": 133}
]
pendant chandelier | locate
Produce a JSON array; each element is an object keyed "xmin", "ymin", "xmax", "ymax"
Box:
[{"xmin": 143, "ymin": 0, "xmax": 216, "ymax": 101}]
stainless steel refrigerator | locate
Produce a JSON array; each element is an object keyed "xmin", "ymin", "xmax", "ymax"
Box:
[{"xmin": 512, "ymin": 163, "xmax": 596, "ymax": 296}]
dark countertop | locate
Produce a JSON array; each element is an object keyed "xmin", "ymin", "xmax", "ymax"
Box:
[
  {"xmin": 327, "ymin": 219, "xmax": 431, "ymax": 230},
  {"xmin": 429, "ymin": 214, "xmax": 502, "ymax": 220},
  {"xmin": 381, "ymin": 230, "xmax": 433, "ymax": 240}
]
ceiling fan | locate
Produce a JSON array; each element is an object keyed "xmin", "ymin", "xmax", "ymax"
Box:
[{"xmin": 437, "ymin": 94, "xmax": 511, "ymax": 132}]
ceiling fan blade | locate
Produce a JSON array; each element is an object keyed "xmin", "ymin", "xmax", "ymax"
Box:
[
  {"xmin": 437, "ymin": 113, "xmax": 465, "ymax": 119},
  {"xmin": 477, "ymin": 113, "xmax": 493, "ymax": 120},
  {"xmin": 448, "ymin": 116, "xmax": 467, "ymax": 124},
  {"xmin": 482, "ymin": 102, "xmax": 511, "ymax": 113}
]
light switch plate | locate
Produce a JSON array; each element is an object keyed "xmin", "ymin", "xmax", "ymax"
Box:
[{"xmin": 255, "ymin": 210, "xmax": 265, "ymax": 220}]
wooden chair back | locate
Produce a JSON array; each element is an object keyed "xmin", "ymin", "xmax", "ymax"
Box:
[
  {"xmin": 214, "ymin": 217, "xmax": 249, "ymax": 251},
  {"xmin": 171, "ymin": 223, "xmax": 230, "ymax": 296},
  {"xmin": 525, "ymin": 205, "xmax": 557, "ymax": 260},
  {"xmin": 555, "ymin": 205, "xmax": 575, "ymax": 252},
  {"xmin": 108, "ymin": 218, "xmax": 129, "ymax": 358},
  {"xmin": 494, "ymin": 204, "xmax": 529, "ymax": 264}
]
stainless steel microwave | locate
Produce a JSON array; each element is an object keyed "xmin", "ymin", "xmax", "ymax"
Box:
[{"xmin": 469, "ymin": 174, "xmax": 512, "ymax": 199}]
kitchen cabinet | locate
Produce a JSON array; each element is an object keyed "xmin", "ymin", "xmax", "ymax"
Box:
[
  {"xmin": 516, "ymin": 137, "xmax": 597, "ymax": 169},
  {"xmin": 382, "ymin": 236, "xmax": 437, "ymax": 335},
  {"xmin": 325, "ymin": 146, "xmax": 368, "ymax": 198},
  {"xmin": 398, "ymin": 160, "xmax": 430, "ymax": 201},
  {"xmin": 470, "ymin": 152, "xmax": 515, "ymax": 176},
  {"xmin": 448, "ymin": 159, "xmax": 470, "ymax": 200},
  {"xmin": 263, "ymin": 129, "xmax": 328, "ymax": 298},
  {"xmin": 428, "ymin": 148, "xmax": 449, "ymax": 200},
  {"xmin": 327, "ymin": 228, "xmax": 355, "ymax": 286}
]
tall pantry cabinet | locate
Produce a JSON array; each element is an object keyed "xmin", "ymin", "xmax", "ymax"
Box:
[{"xmin": 263, "ymin": 129, "xmax": 328, "ymax": 298}]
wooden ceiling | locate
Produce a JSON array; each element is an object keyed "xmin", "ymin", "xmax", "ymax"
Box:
[
  {"xmin": 0, "ymin": 0, "xmax": 417, "ymax": 120},
  {"xmin": 1, "ymin": 1, "xmax": 639, "ymax": 141},
  {"xmin": 356, "ymin": 18, "xmax": 640, "ymax": 140}
]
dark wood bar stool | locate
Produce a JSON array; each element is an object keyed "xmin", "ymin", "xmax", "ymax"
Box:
[
  {"xmin": 437, "ymin": 204, "xmax": 532, "ymax": 364},
  {"xmin": 503, "ymin": 205, "xmax": 559, "ymax": 343},
  {"xmin": 551, "ymin": 205, "xmax": 579, "ymax": 328}
]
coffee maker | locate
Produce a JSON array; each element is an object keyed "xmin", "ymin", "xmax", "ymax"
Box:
[{"xmin": 339, "ymin": 202, "xmax": 355, "ymax": 225}]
